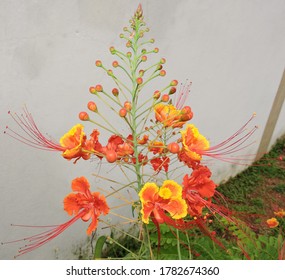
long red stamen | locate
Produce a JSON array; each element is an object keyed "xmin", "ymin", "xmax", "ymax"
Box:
[
  {"xmin": 2, "ymin": 211, "xmax": 86, "ymax": 258},
  {"xmin": 198, "ymin": 114, "xmax": 257, "ymax": 165},
  {"xmin": 175, "ymin": 80, "xmax": 192, "ymax": 109},
  {"xmin": 4, "ymin": 106, "xmax": 64, "ymax": 152}
]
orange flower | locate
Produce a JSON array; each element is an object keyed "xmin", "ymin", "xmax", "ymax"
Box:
[
  {"xmin": 139, "ymin": 180, "xmax": 187, "ymax": 224},
  {"xmin": 179, "ymin": 115, "xmax": 257, "ymax": 165},
  {"xmin": 60, "ymin": 124, "xmax": 91, "ymax": 162},
  {"xmin": 154, "ymin": 103, "xmax": 192, "ymax": 128},
  {"xmin": 180, "ymin": 124, "xmax": 210, "ymax": 162},
  {"xmin": 266, "ymin": 218, "xmax": 279, "ymax": 228},
  {"xmin": 64, "ymin": 177, "xmax": 110, "ymax": 234},
  {"xmin": 274, "ymin": 209, "xmax": 285, "ymax": 218},
  {"xmin": 4, "ymin": 177, "xmax": 109, "ymax": 257},
  {"xmin": 182, "ymin": 166, "xmax": 216, "ymax": 216}
]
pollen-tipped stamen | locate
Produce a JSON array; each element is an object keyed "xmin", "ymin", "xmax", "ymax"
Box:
[{"xmin": 5, "ymin": 107, "xmax": 64, "ymax": 152}]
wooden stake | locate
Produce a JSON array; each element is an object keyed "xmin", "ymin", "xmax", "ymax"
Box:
[{"xmin": 255, "ymin": 68, "xmax": 285, "ymax": 160}]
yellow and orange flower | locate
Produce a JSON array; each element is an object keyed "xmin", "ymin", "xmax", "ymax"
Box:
[
  {"xmin": 154, "ymin": 103, "xmax": 192, "ymax": 128},
  {"xmin": 139, "ymin": 180, "xmax": 187, "ymax": 224},
  {"xmin": 266, "ymin": 217, "xmax": 279, "ymax": 228},
  {"xmin": 60, "ymin": 124, "xmax": 91, "ymax": 161},
  {"xmin": 180, "ymin": 124, "xmax": 210, "ymax": 162}
]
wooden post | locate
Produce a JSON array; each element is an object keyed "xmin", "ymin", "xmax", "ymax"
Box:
[{"xmin": 255, "ymin": 68, "xmax": 285, "ymax": 160}]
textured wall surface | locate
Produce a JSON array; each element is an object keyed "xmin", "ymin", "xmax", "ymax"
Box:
[{"xmin": 1, "ymin": 0, "xmax": 285, "ymax": 259}]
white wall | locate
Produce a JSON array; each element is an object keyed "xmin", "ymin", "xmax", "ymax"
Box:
[{"xmin": 1, "ymin": 0, "xmax": 285, "ymax": 259}]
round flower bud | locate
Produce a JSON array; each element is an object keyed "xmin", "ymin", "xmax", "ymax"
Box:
[
  {"xmin": 95, "ymin": 60, "xmax": 102, "ymax": 67},
  {"xmin": 154, "ymin": 47, "xmax": 159, "ymax": 53},
  {"xmin": 136, "ymin": 77, "xmax": 143, "ymax": 84},
  {"xmin": 87, "ymin": 101, "xmax": 97, "ymax": 112},
  {"xmin": 119, "ymin": 108, "xmax": 127, "ymax": 117},
  {"xmin": 169, "ymin": 87, "xmax": 176, "ymax": 95},
  {"xmin": 79, "ymin": 111, "xmax": 89, "ymax": 121},
  {"xmin": 95, "ymin": 84, "xmax": 103, "ymax": 92},
  {"xmin": 161, "ymin": 94, "xmax": 169, "ymax": 102},
  {"xmin": 112, "ymin": 88, "xmax": 119, "ymax": 96},
  {"xmin": 112, "ymin": 61, "xmax": 119, "ymax": 68},
  {"xmin": 167, "ymin": 142, "xmax": 180, "ymax": 154},
  {"xmin": 89, "ymin": 86, "xmax": 97, "ymax": 94},
  {"xmin": 170, "ymin": 80, "xmax": 178, "ymax": 86},
  {"xmin": 124, "ymin": 101, "xmax": 132, "ymax": 111},
  {"xmin": 153, "ymin": 90, "xmax": 161, "ymax": 99},
  {"xmin": 141, "ymin": 55, "xmax": 147, "ymax": 62},
  {"xmin": 106, "ymin": 150, "xmax": 117, "ymax": 163},
  {"xmin": 160, "ymin": 58, "xmax": 166, "ymax": 64},
  {"xmin": 159, "ymin": 70, "xmax": 166, "ymax": 76},
  {"xmin": 109, "ymin": 46, "xmax": 116, "ymax": 54}
]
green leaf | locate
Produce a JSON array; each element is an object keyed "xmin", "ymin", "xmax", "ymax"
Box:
[{"xmin": 93, "ymin": 236, "xmax": 107, "ymax": 259}]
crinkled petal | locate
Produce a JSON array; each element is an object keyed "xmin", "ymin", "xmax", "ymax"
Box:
[
  {"xmin": 160, "ymin": 180, "xmax": 183, "ymax": 199},
  {"xmin": 139, "ymin": 182, "xmax": 159, "ymax": 204},
  {"xmin": 161, "ymin": 198, "xmax": 188, "ymax": 220}
]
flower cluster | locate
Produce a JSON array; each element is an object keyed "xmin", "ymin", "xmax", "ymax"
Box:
[{"xmin": 3, "ymin": 4, "xmax": 258, "ymax": 258}]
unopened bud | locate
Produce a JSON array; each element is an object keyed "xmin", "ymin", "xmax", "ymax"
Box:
[
  {"xmin": 161, "ymin": 94, "xmax": 169, "ymax": 102},
  {"xmin": 95, "ymin": 84, "xmax": 103, "ymax": 92},
  {"xmin": 87, "ymin": 101, "xmax": 97, "ymax": 112},
  {"xmin": 119, "ymin": 108, "xmax": 127, "ymax": 117},
  {"xmin": 95, "ymin": 60, "xmax": 102, "ymax": 67},
  {"xmin": 112, "ymin": 88, "xmax": 119, "ymax": 96},
  {"xmin": 170, "ymin": 80, "xmax": 178, "ymax": 86},
  {"xmin": 79, "ymin": 111, "xmax": 89, "ymax": 121},
  {"xmin": 109, "ymin": 46, "xmax": 116, "ymax": 54},
  {"xmin": 169, "ymin": 87, "xmax": 176, "ymax": 95},
  {"xmin": 112, "ymin": 61, "xmax": 119, "ymax": 68},
  {"xmin": 124, "ymin": 101, "xmax": 132, "ymax": 111},
  {"xmin": 89, "ymin": 86, "xmax": 97, "ymax": 94},
  {"xmin": 153, "ymin": 90, "xmax": 161, "ymax": 99}
]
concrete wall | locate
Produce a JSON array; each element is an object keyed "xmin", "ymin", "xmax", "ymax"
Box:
[{"xmin": 1, "ymin": 0, "xmax": 285, "ymax": 259}]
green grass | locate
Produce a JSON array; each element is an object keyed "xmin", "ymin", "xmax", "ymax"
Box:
[{"xmin": 217, "ymin": 136, "xmax": 285, "ymax": 227}]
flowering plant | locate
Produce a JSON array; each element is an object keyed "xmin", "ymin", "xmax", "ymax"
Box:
[{"xmin": 3, "ymin": 4, "xmax": 260, "ymax": 259}]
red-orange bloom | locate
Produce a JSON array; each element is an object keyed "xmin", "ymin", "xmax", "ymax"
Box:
[
  {"xmin": 64, "ymin": 177, "xmax": 109, "ymax": 235},
  {"xmin": 266, "ymin": 218, "xmax": 279, "ymax": 228},
  {"xmin": 3, "ymin": 177, "xmax": 109, "ymax": 257},
  {"xmin": 139, "ymin": 181, "xmax": 187, "ymax": 224},
  {"xmin": 182, "ymin": 166, "xmax": 216, "ymax": 216}
]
